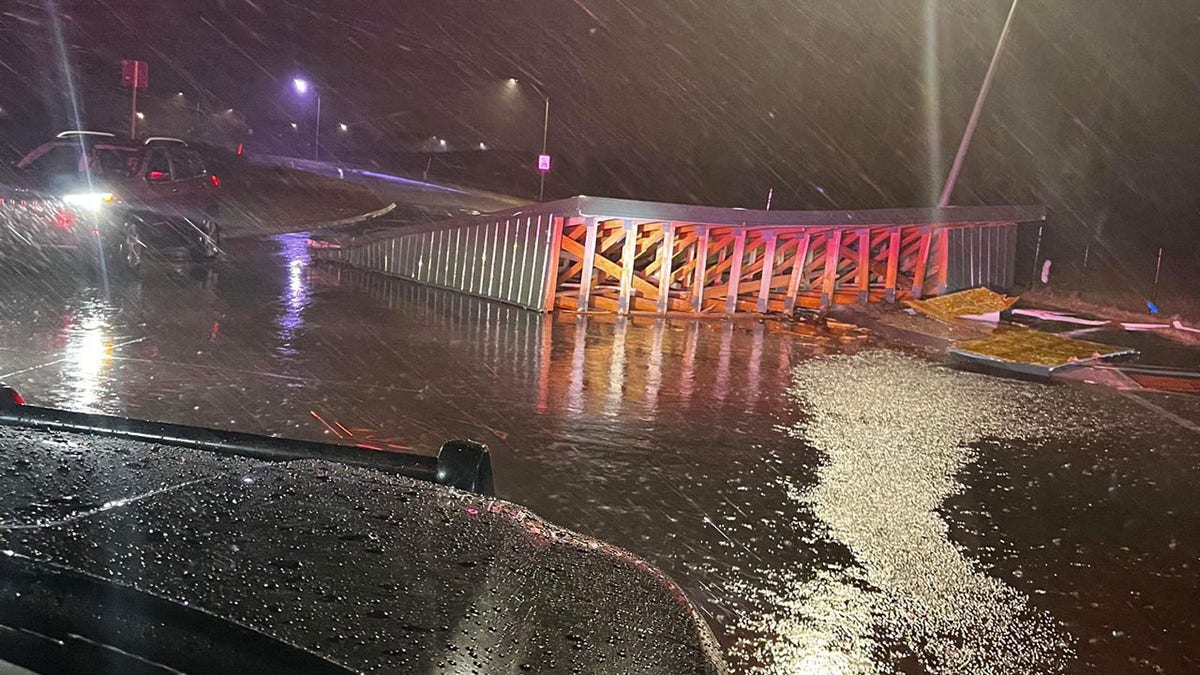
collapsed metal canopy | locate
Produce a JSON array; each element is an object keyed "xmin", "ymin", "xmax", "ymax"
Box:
[{"xmin": 312, "ymin": 196, "xmax": 1045, "ymax": 315}]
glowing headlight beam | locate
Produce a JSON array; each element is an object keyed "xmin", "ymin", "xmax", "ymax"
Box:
[{"xmin": 62, "ymin": 192, "xmax": 115, "ymax": 210}]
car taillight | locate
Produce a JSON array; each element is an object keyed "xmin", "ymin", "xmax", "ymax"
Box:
[
  {"xmin": 53, "ymin": 209, "xmax": 76, "ymax": 230},
  {"xmin": 210, "ymin": 174, "xmax": 221, "ymax": 188}
]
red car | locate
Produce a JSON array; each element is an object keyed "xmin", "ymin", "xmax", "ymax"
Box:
[{"xmin": 2, "ymin": 131, "xmax": 221, "ymax": 272}]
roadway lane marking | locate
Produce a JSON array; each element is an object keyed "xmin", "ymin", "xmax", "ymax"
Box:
[{"xmin": 1119, "ymin": 390, "xmax": 1200, "ymax": 436}]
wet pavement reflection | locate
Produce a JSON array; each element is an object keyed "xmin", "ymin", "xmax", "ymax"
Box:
[{"xmin": 2, "ymin": 234, "xmax": 1199, "ymax": 673}]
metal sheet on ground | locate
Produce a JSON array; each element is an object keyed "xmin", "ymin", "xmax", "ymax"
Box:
[
  {"xmin": 951, "ymin": 328, "xmax": 1137, "ymax": 376},
  {"xmin": 905, "ymin": 287, "xmax": 1018, "ymax": 323}
]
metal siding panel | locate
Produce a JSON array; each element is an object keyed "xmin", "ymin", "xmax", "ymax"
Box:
[
  {"xmin": 530, "ymin": 214, "xmax": 549, "ymax": 309},
  {"xmin": 522, "ymin": 216, "xmax": 537, "ymax": 307},
  {"xmin": 515, "ymin": 217, "xmax": 531, "ymax": 307},
  {"xmin": 422, "ymin": 232, "xmax": 432, "ymax": 282},
  {"xmin": 492, "ymin": 220, "xmax": 504, "ymax": 298},
  {"xmin": 1003, "ymin": 224, "xmax": 1012, "ymax": 288},
  {"xmin": 474, "ymin": 223, "xmax": 485, "ymax": 296},
  {"xmin": 987, "ymin": 227, "xmax": 999, "ymax": 287},
  {"xmin": 463, "ymin": 227, "xmax": 474, "ymax": 293},
  {"xmin": 500, "ymin": 219, "xmax": 514, "ymax": 302},
  {"xmin": 493, "ymin": 220, "xmax": 507, "ymax": 300},
  {"xmin": 963, "ymin": 228, "xmax": 974, "ymax": 290},
  {"xmin": 489, "ymin": 220, "xmax": 502, "ymax": 298},
  {"xmin": 983, "ymin": 228, "xmax": 991, "ymax": 287},
  {"xmin": 428, "ymin": 231, "xmax": 438, "ymax": 285},
  {"xmin": 415, "ymin": 233, "xmax": 425, "ymax": 281},
  {"xmin": 459, "ymin": 226, "xmax": 469, "ymax": 292},
  {"xmin": 442, "ymin": 228, "xmax": 452, "ymax": 287},
  {"xmin": 946, "ymin": 229, "xmax": 960, "ymax": 291},
  {"xmin": 473, "ymin": 223, "xmax": 484, "ymax": 296},
  {"xmin": 967, "ymin": 228, "xmax": 978, "ymax": 289},
  {"xmin": 482, "ymin": 221, "xmax": 493, "ymax": 296},
  {"xmin": 428, "ymin": 232, "xmax": 438, "ymax": 285},
  {"xmin": 471, "ymin": 224, "xmax": 483, "ymax": 294},
  {"xmin": 514, "ymin": 218, "xmax": 527, "ymax": 305},
  {"xmin": 436, "ymin": 230, "xmax": 446, "ymax": 286},
  {"xmin": 450, "ymin": 228, "xmax": 461, "ymax": 291},
  {"xmin": 460, "ymin": 227, "xmax": 471, "ymax": 292},
  {"xmin": 409, "ymin": 233, "xmax": 418, "ymax": 277},
  {"xmin": 479, "ymin": 221, "xmax": 492, "ymax": 296},
  {"xmin": 519, "ymin": 217, "xmax": 535, "ymax": 308}
]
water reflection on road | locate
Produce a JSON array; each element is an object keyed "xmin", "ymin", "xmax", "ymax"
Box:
[
  {"xmin": 276, "ymin": 233, "xmax": 312, "ymax": 357},
  {"xmin": 2, "ymin": 234, "xmax": 1199, "ymax": 673},
  {"xmin": 759, "ymin": 354, "xmax": 1072, "ymax": 673}
]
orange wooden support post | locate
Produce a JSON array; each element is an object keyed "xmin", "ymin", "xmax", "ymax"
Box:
[
  {"xmin": 784, "ymin": 232, "xmax": 811, "ymax": 313},
  {"xmin": 884, "ymin": 227, "xmax": 901, "ymax": 303},
  {"xmin": 911, "ymin": 230, "xmax": 932, "ymax": 299},
  {"xmin": 617, "ymin": 219, "xmax": 638, "ymax": 315},
  {"xmin": 820, "ymin": 229, "xmax": 843, "ymax": 307},
  {"xmin": 542, "ymin": 215, "xmax": 566, "ymax": 311},
  {"xmin": 577, "ymin": 217, "xmax": 598, "ymax": 311},
  {"xmin": 691, "ymin": 226, "xmax": 710, "ymax": 313},
  {"xmin": 656, "ymin": 222, "xmax": 676, "ymax": 314},
  {"xmin": 856, "ymin": 227, "xmax": 871, "ymax": 303},
  {"xmin": 756, "ymin": 230, "xmax": 777, "ymax": 313},
  {"xmin": 935, "ymin": 227, "xmax": 950, "ymax": 295},
  {"xmin": 725, "ymin": 229, "xmax": 748, "ymax": 314}
]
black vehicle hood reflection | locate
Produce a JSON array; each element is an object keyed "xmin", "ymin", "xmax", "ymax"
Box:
[
  {"xmin": 0, "ymin": 552, "xmax": 354, "ymax": 674},
  {"xmin": 11, "ymin": 171, "xmax": 114, "ymax": 197},
  {"xmin": 0, "ymin": 426, "xmax": 725, "ymax": 674}
]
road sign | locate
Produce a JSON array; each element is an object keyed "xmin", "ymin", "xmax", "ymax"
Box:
[
  {"xmin": 538, "ymin": 154, "xmax": 552, "ymax": 173},
  {"xmin": 122, "ymin": 60, "xmax": 148, "ymax": 89}
]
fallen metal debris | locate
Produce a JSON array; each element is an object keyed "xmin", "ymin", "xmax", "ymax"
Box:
[
  {"xmin": 906, "ymin": 287, "xmax": 1018, "ymax": 323},
  {"xmin": 949, "ymin": 327, "xmax": 1137, "ymax": 377}
]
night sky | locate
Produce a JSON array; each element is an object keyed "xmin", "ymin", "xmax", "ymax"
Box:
[{"xmin": 2, "ymin": 1, "xmax": 1198, "ymax": 261}]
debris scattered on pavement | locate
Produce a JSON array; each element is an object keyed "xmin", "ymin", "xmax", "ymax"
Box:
[
  {"xmin": 905, "ymin": 287, "xmax": 1019, "ymax": 323},
  {"xmin": 950, "ymin": 327, "xmax": 1137, "ymax": 377}
]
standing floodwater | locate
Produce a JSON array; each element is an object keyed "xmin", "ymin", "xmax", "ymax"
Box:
[{"xmin": 1, "ymin": 234, "xmax": 1198, "ymax": 673}]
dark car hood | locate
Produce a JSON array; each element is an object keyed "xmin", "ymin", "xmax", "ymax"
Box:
[
  {"xmin": 0, "ymin": 425, "xmax": 725, "ymax": 673},
  {"xmin": 3, "ymin": 166, "xmax": 117, "ymax": 198},
  {"xmin": 0, "ymin": 177, "xmax": 57, "ymax": 201}
]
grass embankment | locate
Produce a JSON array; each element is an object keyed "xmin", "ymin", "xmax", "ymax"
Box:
[{"xmin": 218, "ymin": 163, "xmax": 388, "ymax": 238}]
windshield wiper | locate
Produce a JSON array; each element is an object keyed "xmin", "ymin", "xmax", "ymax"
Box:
[{"xmin": 0, "ymin": 385, "xmax": 494, "ymax": 496}]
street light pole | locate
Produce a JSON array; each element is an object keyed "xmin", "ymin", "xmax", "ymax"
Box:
[
  {"xmin": 292, "ymin": 77, "xmax": 321, "ymax": 161},
  {"xmin": 938, "ymin": 0, "xmax": 1020, "ymax": 207},
  {"xmin": 539, "ymin": 95, "xmax": 549, "ymax": 202},
  {"xmin": 314, "ymin": 94, "xmax": 322, "ymax": 161}
]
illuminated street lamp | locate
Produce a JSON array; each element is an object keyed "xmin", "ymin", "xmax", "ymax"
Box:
[
  {"xmin": 507, "ymin": 79, "xmax": 550, "ymax": 201},
  {"xmin": 338, "ymin": 122, "xmax": 349, "ymax": 132},
  {"xmin": 291, "ymin": 77, "xmax": 322, "ymax": 160}
]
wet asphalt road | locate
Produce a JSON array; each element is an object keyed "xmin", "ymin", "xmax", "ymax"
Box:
[{"xmin": 2, "ymin": 232, "xmax": 1199, "ymax": 673}]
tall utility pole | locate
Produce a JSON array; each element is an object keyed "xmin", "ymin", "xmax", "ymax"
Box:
[
  {"xmin": 314, "ymin": 94, "xmax": 322, "ymax": 161},
  {"xmin": 938, "ymin": 0, "xmax": 1020, "ymax": 207},
  {"xmin": 292, "ymin": 78, "xmax": 321, "ymax": 161}
]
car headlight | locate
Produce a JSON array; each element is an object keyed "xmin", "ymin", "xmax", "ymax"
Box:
[{"xmin": 62, "ymin": 192, "xmax": 116, "ymax": 210}]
